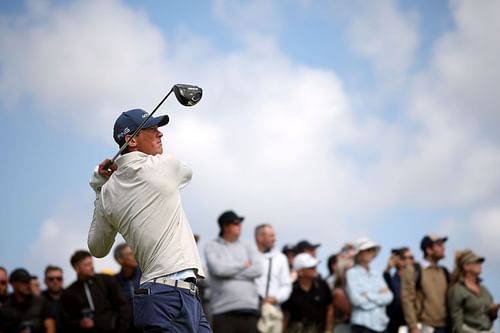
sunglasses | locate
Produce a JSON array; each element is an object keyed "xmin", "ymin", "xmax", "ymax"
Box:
[
  {"xmin": 47, "ymin": 276, "xmax": 63, "ymax": 282},
  {"xmin": 402, "ymin": 255, "xmax": 414, "ymax": 260},
  {"xmin": 0, "ymin": 280, "xmax": 7, "ymax": 286}
]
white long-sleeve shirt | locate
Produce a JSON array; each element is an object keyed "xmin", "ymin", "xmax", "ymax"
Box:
[
  {"xmin": 255, "ymin": 250, "xmax": 292, "ymax": 304},
  {"xmin": 346, "ymin": 265, "xmax": 393, "ymax": 332},
  {"xmin": 88, "ymin": 151, "xmax": 205, "ymax": 284}
]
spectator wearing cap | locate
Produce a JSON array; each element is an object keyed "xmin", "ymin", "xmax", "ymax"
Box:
[
  {"xmin": 401, "ymin": 235, "xmax": 450, "ymax": 333},
  {"xmin": 346, "ymin": 237, "xmax": 393, "ymax": 333},
  {"xmin": 254, "ymin": 224, "xmax": 291, "ymax": 333},
  {"xmin": 383, "ymin": 247, "xmax": 414, "ymax": 333},
  {"xmin": 295, "ymin": 240, "xmax": 321, "ymax": 258},
  {"xmin": 282, "ymin": 253, "xmax": 333, "ymax": 332},
  {"xmin": 42, "ymin": 265, "xmax": 64, "ymax": 333},
  {"xmin": 0, "ymin": 268, "xmax": 56, "ymax": 333},
  {"xmin": 447, "ymin": 250, "xmax": 499, "ymax": 333},
  {"xmin": 0, "ymin": 266, "xmax": 8, "ymax": 307},
  {"xmin": 204, "ymin": 210, "xmax": 263, "ymax": 333},
  {"xmin": 60, "ymin": 250, "xmax": 128, "ymax": 333},
  {"xmin": 113, "ymin": 243, "xmax": 142, "ymax": 333}
]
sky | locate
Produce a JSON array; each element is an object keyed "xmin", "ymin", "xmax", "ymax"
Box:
[{"xmin": 1, "ymin": 0, "xmax": 499, "ymax": 311}]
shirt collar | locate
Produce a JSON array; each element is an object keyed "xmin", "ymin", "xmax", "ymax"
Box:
[
  {"xmin": 116, "ymin": 151, "xmax": 149, "ymax": 167},
  {"xmin": 421, "ymin": 258, "xmax": 437, "ymax": 269}
]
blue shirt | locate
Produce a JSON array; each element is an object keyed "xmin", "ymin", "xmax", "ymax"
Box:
[{"xmin": 346, "ymin": 265, "xmax": 393, "ymax": 332}]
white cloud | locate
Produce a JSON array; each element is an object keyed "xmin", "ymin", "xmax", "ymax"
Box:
[
  {"xmin": 25, "ymin": 197, "xmax": 121, "ymax": 286},
  {"xmin": 0, "ymin": 0, "xmax": 171, "ymax": 139},
  {"xmin": 212, "ymin": 0, "xmax": 283, "ymax": 39},
  {"xmin": 345, "ymin": 0, "xmax": 419, "ymax": 85}
]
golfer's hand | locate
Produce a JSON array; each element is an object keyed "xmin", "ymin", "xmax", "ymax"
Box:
[{"xmin": 98, "ymin": 159, "xmax": 117, "ymax": 178}]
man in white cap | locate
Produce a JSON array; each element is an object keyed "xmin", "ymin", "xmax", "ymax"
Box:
[
  {"xmin": 346, "ymin": 237, "xmax": 393, "ymax": 333},
  {"xmin": 281, "ymin": 253, "xmax": 333, "ymax": 332}
]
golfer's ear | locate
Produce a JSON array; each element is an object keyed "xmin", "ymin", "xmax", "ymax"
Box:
[{"xmin": 125, "ymin": 134, "xmax": 137, "ymax": 147}]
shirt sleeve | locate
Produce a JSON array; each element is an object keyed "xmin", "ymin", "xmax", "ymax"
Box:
[
  {"xmin": 346, "ymin": 268, "xmax": 377, "ymax": 310},
  {"xmin": 401, "ymin": 265, "xmax": 419, "ymax": 329},
  {"xmin": 365, "ymin": 275, "xmax": 393, "ymax": 306},
  {"xmin": 447, "ymin": 284, "xmax": 464, "ymax": 333},
  {"xmin": 204, "ymin": 241, "xmax": 247, "ymax": 278},
  {"xmin": 87, "ymin": 192, "xmax": 117, "ymax": 258},
  {"xmin": 234, "ymin": 243, "xmax": 263, "ymax": 280},
  {"xmin": 276, "ymin": 255, "xmax": 292, "ymax": 304},
  {"xmin": 89, "ymin": 165, "xmax": 107, "ymax": 193}
]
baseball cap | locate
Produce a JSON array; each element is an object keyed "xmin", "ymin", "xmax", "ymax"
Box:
[
  {"xmin": 282, "ymin": 243, "xmax": 296, "ymax": 254},
  {"xmin": 295, "ymin": 240, "xmax": 321, "ymax": 253},
  {"xmin": 420, "ymin": 234, "xmax": 448, "ymax": 252},
  {"xmin": 217, "ymin": 210, "xmax": 244, "ymax": 226},
  {"xmin": 293, "ymin": 253, "xmax": 319, "ymax": 271},
  {"xmin": 353, "ymin": 237, "xmax": 381, "ymax": 255},
  {"xmin": 460, "ymin": 250, "xmax": 485, "ymax": 265},
  {"xmin": 113, "ymin": 109, "xmax": 169, "ymax": 145},
  {"xmin": 9, "ymin": 268, "xmax": 31, "ymax": 283}
]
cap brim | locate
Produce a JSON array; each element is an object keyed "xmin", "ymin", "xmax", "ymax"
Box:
[{"xmin": 144, "ymin": 114, "xmax": 169, "ymax": 129}]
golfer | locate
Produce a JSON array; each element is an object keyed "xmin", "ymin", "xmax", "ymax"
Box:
[{"xmin": 88, "ymin": 108, "xmax": 212, "ymax": 333}]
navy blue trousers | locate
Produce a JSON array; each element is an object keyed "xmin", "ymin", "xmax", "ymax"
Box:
[{"xmin": 133, "ymin": 282, "xmax": 212, "ymax": 333}]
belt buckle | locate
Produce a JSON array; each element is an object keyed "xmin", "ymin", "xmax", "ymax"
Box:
[{"xmin": 189, "ymin": 283, "xmax": 197, "ymax": 295}]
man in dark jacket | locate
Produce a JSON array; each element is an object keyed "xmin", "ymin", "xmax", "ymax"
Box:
[
  {"xmin": 0, "ymin": 268, "xmax": 55, "ymax": 333},
  {"xmin": 61, "ymin": 250, "xmax": 128, "ymax": 333},
  {"xmin": 113, "ymin": 243, "xmax": 141, "ymax": 333},
  {"xmin": 42, "ymin": 265, "xmax": 65, "ymax": 333}
]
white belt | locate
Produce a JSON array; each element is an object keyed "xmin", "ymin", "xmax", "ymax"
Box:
[{"xmin": 153, "ymin": 277, "xmax": 199, "ymax": 295}]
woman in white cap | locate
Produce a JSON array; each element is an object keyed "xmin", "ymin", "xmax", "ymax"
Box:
[
  {"xmin": 447, "ymin": 249, "xmax": 499, "ymax": 333},
  {"xmin": 346, "ymin": 237, "xmax": 393, "ymax": 333}
]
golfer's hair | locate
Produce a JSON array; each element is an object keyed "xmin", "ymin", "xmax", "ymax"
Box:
[
  {"xmin": 44, "ymin": 265, "xmax": 62, "ymax": 276},
  {"xmin": 114, "ymin": 243, "xmax": 130, "ymax": 262},
  {"xmin": 0, "ymin": 266, "xmax": 6, "ymax": 275},
  {"xmin": 254, "ymin": 223, "xmax": 272, "ymax": 238},
  {"xmin": 70, "ymin": 250, "xmax": 92, "ymax": 267}
]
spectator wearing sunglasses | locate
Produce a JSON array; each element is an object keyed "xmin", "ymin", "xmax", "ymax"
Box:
[
  {"xmin": 42, "ymin": 265, "xmax": 64, "ymax": 332},
  {"xmin": 384, "ymin": 247, "xmax": 414, "ymax": 333}
]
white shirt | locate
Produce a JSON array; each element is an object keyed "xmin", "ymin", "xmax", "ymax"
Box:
[
  {"xmin": 88, "ymin": 152, "xmax": 205, "ymax": 284},
  {"xmin": 255, "ymin": 250, "xmax": 292, "ymax": 304},
  {"xmin": 346, "ymin": 265, "xmax": 393, "ymax": 332}
]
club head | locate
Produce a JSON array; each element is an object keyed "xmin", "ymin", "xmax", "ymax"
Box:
[{"xmin": 173, "ymin": 84, "xmax": 203, "ymax": 106}]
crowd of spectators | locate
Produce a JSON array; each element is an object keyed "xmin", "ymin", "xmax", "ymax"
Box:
[{"xmin": 1, "ymin": 210, "xmax": 498, "ymax": 333}]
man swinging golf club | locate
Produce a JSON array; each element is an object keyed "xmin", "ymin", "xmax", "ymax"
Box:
[{"xmin": 87, "ymin": 85, "xmax": 212, "ymax": 332}]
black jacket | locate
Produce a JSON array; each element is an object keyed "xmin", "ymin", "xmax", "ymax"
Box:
[
  {"xmin": 60, "ymin": 274, "xmax": 128, "ymax": 333},
  {"xmin": 0, "ymin": 294, "xmax": 52, "ymax": 333}
]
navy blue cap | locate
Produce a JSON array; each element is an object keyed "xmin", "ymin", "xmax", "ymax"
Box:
[
  {"xmin": 9, "ymin": 268, "xmax": 31, "ymax": 283},
  {"xmin": 113, "ymin": 109, "xmax": 169, "ymax": 145},
  {"xmin": 217, "ymin": 210, "xmax": 244, "ymax": 226}
]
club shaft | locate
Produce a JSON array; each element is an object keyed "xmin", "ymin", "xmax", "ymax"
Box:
[{"xmin": 107, "ymin": 88, "xmax": 174, "ymax": 168}]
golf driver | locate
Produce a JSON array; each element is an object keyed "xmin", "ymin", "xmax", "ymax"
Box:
[{"xmin": 105, "ymin": 84, "xmax": 202, "ymax": 170}]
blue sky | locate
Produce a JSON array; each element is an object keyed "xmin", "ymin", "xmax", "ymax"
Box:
[{"xmin": 1, "ymin": 0, "xmax": 499, "ymax": 313}]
